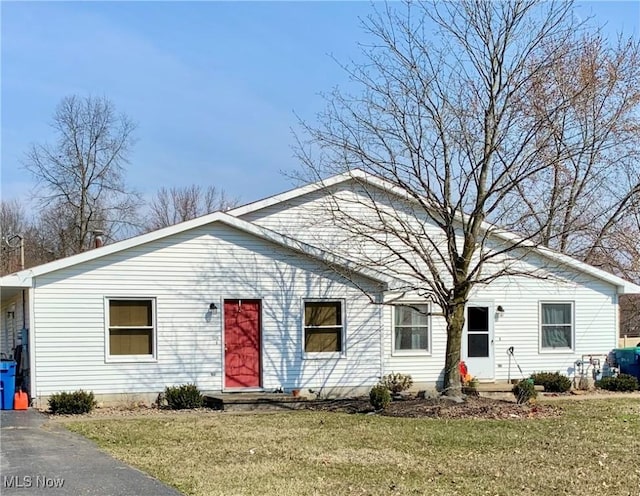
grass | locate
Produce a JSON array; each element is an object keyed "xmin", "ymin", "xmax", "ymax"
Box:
[{"xmin": 66, "ymin": 399, "xmax": 640, "ymax": 496}]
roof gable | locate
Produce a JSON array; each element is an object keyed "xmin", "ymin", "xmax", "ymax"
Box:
[
  {"xmin": 0, "ymin": 212, "xmax": 391, "ymax": 289},
  {"xmin": 229, "ymin": 169, "xmax": 640, "ymax": 295},
  {"xmin": 2, "ymin": 170, "xmax": 638, "ymax": 294}
]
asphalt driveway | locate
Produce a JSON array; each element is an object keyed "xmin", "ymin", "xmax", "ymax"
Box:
[{"xmin": 0, "ymin": 409, "xmax": 182, "ymax": 496}]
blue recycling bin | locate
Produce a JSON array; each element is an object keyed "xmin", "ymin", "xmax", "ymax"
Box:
[
  {"xmin": 613, "ymin": 347, "xmax": 640, "ymax": 381},
  {"xmin": 1, "ymin": 360, "xmax": 17, "ymax": 410}
]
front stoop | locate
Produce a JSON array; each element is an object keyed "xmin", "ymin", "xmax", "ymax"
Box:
[
  {"xmin": 475, "ymin": 382, "xmax": 544, "ymax": 400},
  {"xmin": 203, "ymin": 392, "xmax": 307, "ymax": 411}
]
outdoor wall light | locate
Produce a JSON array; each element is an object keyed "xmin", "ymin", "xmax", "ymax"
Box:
[
  {"xmin": 209, "ymin": 302, "xmax": 218, "ymax": 315},
  {"xmin": 496, "ymin": 305, "xmax": 505, "ymax": 317}
]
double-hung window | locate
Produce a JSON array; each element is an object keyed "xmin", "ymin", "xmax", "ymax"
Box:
[
  {"xmin": 303, "ymin": 300, "xmax": 344, "ymax": 354},
  {"xmin": 394, "ymin": 303, "xmax": 429, "ymax": 353},
  {"xmin": 540, "ymin": 302, "xmax": 573, "ymax": 351},
  {"xmin": 107, "ymin": 298, "xmax": 156, "ymax": 360}
]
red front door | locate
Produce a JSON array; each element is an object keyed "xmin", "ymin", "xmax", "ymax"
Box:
[{"xmin": 224, "ymin": 299, "xmax": 261, "ymax": 388}]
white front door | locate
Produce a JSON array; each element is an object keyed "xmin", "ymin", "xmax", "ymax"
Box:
[{"xmin": 463, "ymin": 303, "xmax": 494, "ymax": 380}]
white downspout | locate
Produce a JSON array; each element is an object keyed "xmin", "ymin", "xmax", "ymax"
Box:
[
  {"xmin": 378, "ymin": 291, "xmax": 385, "ymax": 381},
  {"xmin": 613, "ymin": 292, "xmax": 619, "ymax": 349},
  {"xmin": 28, "ymin": 283, "xmax": 37, "ymax": 405}
]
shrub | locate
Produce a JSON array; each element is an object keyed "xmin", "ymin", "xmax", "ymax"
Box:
[
  {"xmin": 530, "ymin": 371, "xmax": 572, "ymax": 393},
  {"xmin": 48, "ymin": 390, "xmax": 96, "ymax": 415},
  {"xmin": 462, "ymin": 377, "xmax": 479, "ymax": 396},
  {"xmin": 596, "ymin": 374, "xmax": 639, "ymax": 392},
  {"xmin": 369, "ymin": 384, "xmax": 391, "ymax": 410},
  {"xmin": 380, "ymin": 372, "xmax": 414, "ymax": 393},
  {"xmin": 164, "ymin": 384, "xmax": 204, "ymax": 410},
  {"xmin": 512, "ymin": 379, "xmax": 537, "ymax": 404}
]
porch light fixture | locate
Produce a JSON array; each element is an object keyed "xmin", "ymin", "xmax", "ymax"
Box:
[
  {"xmin": 209, "ymin": 303, "xmax": 218, "ymax": 315},
  {"xmin": 496, "ymin": 305, "xmax": 505, "ymax": 317}
]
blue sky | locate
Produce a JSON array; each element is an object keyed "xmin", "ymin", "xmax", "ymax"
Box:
[{"xmin": 2, "ymin": 1, "xmax": 639, "ymax": 209}]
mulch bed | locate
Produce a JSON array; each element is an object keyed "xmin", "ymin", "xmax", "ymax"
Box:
[{"xmin": 304, "ymin": 395, "xmax": 560, "ymax": 420}]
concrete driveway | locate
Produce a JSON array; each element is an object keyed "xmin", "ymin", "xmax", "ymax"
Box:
[{"xmin": 0, "ymin": 409, "xmax": 182, "ymax": 496}]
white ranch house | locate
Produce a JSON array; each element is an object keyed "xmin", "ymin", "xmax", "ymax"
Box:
[{"xmin": 2, "ymin": 170, "xmax": 639, "ymax": 406}]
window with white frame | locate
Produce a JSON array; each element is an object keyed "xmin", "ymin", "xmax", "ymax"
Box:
[
  {"xmin": 107, "ymin": 298, "xmax": 155, "ymax": 358},
  {"xmin": 394, "ymin": 303, "xmax": 429, "ymax": 352},
  {"xmin": 304, "ymin": 300, "xmax": 343, "ymax": 353},
  {"xmin": 540, "ymin": 302, "xmax": 573, "ymax": 350}
]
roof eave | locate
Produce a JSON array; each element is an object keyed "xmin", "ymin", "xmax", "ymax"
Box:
[
  {"xmin": 0, "ymin": 211, "xmax": 389, "ymax": 291},
  {"xmin": 0, "ymin": 273, "xmax": 33, "ymax": 290},
  {"xmin": 230, "ymin": 170, "xmax": 640, "ymax": 294}
]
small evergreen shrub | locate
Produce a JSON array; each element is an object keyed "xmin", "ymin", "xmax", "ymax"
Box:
[
  {"xmin": 530, "ymin": 371, "xmax": 572, "ymax": 393},
  {"xmin": 369, "ymin": 384, "xmax": 391, "ymax": 410},
  {"xmin": 596, "ymin": 374, "xmax": 639, "ymax": 392},
  {"xmin": 512, "ymin": 379, "xmax": 537, "ymax": 404},
  {"xmin": 164, "ymin": 383, "xmax": 204, "ymax": 410},
  {"xmin": 380, "ymin": 372, "xmax": 414, "ymax": 393},
  {"xmin": 48, "ymin": 390, "xmax": 96, "ymax": 415}
]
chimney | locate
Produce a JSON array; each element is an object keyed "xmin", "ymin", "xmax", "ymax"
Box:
[{"xmin": 92, "ymin": 230, "xmax": 105, "ymax": 249}]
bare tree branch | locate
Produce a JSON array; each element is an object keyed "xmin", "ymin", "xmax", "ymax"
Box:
[
  {"xmin": 292, "ymin": 0, "xmax": 630, "ymax": 395},
  {"xmin": 23, "ymin": 95, "xmax": 141, "ymax": 257},
  {"xmin": 144, "ymin": 185, "xmax": 239, "ymax": 231}
]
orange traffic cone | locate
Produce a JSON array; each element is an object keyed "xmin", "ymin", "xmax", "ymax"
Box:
[{"xmin": 14, "ymin": 390, "xmax": 28, "ymax": 410}]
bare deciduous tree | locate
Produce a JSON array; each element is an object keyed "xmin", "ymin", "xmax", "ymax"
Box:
[
  {"xmin": 24, "ymin": 95, "xmax": 140, "ymax": 257},
  {"xmin": 615, "ymin": 206, "xmax": 640, "ymax": 339},
  {"xmin": 498, "ymin": 34, "xmax": 640, "ymax": 340},
  {"xmin": 500, "ymin": 34, "xmax": 640, "ymax": 272},
  {"xmin": 295, "ymin": 0, "xmax": 624, "ymax": 394},
  {"xmin": 1, "ymin": 200, "xmax": 29, "ymax": 274},
  {"xmin": 621, "ymin": 295, "xmax": 640, "ymax": 340},
  {"xmin": 0, "ymin": 199, "xmax": 56, "ymax": 275},
  {"xmin": 144, "ymin": 185, "xmax": 238, "ymax": 231}
]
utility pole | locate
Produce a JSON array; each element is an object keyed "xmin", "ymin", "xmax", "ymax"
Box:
[{"xmin": 4, "ymin": 234, "xmax": 25, "ymax": 271}]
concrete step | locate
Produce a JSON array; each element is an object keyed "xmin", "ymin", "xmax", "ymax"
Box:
[
  {"xmin": 474, "ymin": 381, "xmax": 543, "ymax": 400},
  {"xmin": 475, "ymin": 382, "xmax": 544, "ymax": 393},
  {"xmin": 203, "ymin": 392, "xmax": 307, "ymax": 411}
]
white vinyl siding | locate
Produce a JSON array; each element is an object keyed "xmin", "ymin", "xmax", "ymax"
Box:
[
  {"xmin": 30, "ymin": 223, "xmax": 382, "ymax": 398},
  {"xmin": 22, "ymin": 177, "xmax": 626, "ymax": 397},
  {"xmin": 477, "ymin": 276, "xmax": 615, "ymax": 379},
  {"xmin": 241, "ymin": 180, "xmax": 621, "ymax": 385}
]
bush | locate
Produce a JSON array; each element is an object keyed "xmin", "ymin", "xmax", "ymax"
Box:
[
  {"xmin": 512, "ymin": 379, "xmax": 537, "ymax": 404},
  {"xmin": 530, "ymin": 371, "xmax": 572, "ymax": 393},
  {"xmin": 596, "ymin": 374, "xmax": 639, "ymax": 392},
  {"xmin": 48, "ymin": 390, "xmax": 96, "ymax": 415},
  {"xmin": 379, "ymin": 372, "xmax": 414, "ymax": 393},
  {"xmin": 462, "ymin": 377, "xmax": 479, "ymax": 396},
  {"xmin": 164, "ymin": 384, "xmax": 204, "ymax": 410},
  {"xmin": 369, "ymin": 384, "xmax": 391, "ymax": 410}
]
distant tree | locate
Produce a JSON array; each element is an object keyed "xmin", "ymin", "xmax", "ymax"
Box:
[
  {"xmin": 1, "ymin": 200, "xmax": 30, "ymax": 274},
  {"xmin": 621, "ymin": 296, "xmax": 640, "ymax": 339},
  {"xmin": 24, "ymin": 95, "xmax": 140, "ymax": 257},
  {"xmin": 0, "ymin": 199, "xmax": 55, "ymax": 274},
  {"xmin": 144, "ymin": 185, "xmax": 238, "ymax": 231},
  {"xmin": 295, "ymin": 0, "xmax": 629, "ymax": 395},
  {"xmin": 498, "ymin": 34, "xmax": 640, "ymax": 275},
  {"xmin": 616, "ymin": 209, "xmax": 640, "ymax": 339},
  {"xmin": 0, "ymin": 200, "xmax": 27, "ymax": 243},
  {"xmin": 30, "ymin": 202, "xmax": 110, "ymax": 262},
  {"xmin": 497, "ymin": 34, "xmax": 640, "ymax": 338}
]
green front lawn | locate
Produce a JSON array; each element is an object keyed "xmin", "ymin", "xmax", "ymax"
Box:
[{"xmin": 67, "ymin": 399, "xmax": 640, "ymax": 496}]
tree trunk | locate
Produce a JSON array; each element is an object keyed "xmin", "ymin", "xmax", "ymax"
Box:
[{"xmin": 442, "ymin": 299, "xmax": 466, "ymax": 396}]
